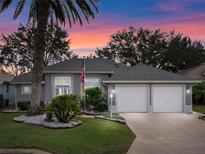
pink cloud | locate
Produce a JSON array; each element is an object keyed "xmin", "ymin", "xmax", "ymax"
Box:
[{"xmin": 156, "ymin": 0, "xmax": 184, "ymax": 12}]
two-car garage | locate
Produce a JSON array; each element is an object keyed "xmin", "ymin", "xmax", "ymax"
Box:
[{"xmin": 115, "ymin": 84, "xmax": 184, "ymax": 113}]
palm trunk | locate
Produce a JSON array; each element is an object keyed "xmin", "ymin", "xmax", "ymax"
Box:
[{"xmin": 29, "ymin": 0, "xmax": 49, "ymax": 115}]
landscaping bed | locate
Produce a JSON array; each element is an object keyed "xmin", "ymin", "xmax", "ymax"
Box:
[
  {"xmin": 83, "ymin": 111, "xmax": 126, "ymax": 124},
  {"xmin": 1, "ymin": 112, "xmax": 135, "ymax": 154},
  {"xmin": 13, "ymin": 114, "xmax": 81, "ymax": 129}
]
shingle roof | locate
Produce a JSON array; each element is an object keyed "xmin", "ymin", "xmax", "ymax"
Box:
[
  {"xmin": 12, "ymin": 58, "xmax": 195, "ymax": 84},
  {"xmin": 0, "ymin": 73, "xmax": 14, "ymax": 82},
  {"xmin": 12, "ymin": 72, "xmax": 32, "ymax": 83},
  {"xmin": 104, "ymin": 63, "xmax": 192, "ymax": 82},
  {"xmin": 44, "ymin": 58, "xmax": 119, "ymax": 73},
  {"xmin": 179, "ymin": 63, "xmax": 205, "ymax": 80}
]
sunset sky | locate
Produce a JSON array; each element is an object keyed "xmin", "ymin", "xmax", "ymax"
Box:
[{"xmin": 0, "ymin": 0, "xmax": 205, "ymax": 56}]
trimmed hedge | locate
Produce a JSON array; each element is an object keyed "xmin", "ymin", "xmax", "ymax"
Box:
[
  {"xmin": 85, "ymin": 87, "xmax": 108, "ymax": 112},
  {"xmin": 17, "ymin": 101, "xmax": 45, "ymax": 111}
]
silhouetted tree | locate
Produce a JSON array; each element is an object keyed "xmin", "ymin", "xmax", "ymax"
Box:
[
  {"xmin": 96, "ymin": 27, "xmax": 205, "ymax": 72},
  {"xmin": 0, "ymin": 24, "xmax": 76, "ymax": 76}
]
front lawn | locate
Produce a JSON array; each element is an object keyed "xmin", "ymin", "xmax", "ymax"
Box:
[
  {"xmin": 0, "ymin": 113, "xmax": 135, "ymax": 154},
  {"xmin": 193, "ymin": 105, "xmax": 205, "ymax": 114}
]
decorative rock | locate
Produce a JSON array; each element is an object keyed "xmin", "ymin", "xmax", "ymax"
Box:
[{"xmin": 14, "ymin": 114, "xmax": 82, "ymax": 129}]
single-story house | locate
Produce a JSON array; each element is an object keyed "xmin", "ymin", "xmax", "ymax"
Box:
[
  {"xmin": 0, "ymin": 73, "xmax": 15, "ymax": 107},
  {"xmin": 11, "ymin": 58, "xmax": 199, "ymax": 113}
]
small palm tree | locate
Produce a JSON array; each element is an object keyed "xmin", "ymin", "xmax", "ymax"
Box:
[{"xmin": 0, "ymin": 0, "xmax": 99, "ymax": 115}]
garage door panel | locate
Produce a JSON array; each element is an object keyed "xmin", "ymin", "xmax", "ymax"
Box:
[
  {"xmin": 153, "ymin": 86, "xmax": 183, "ymax": 112},
  {"xmin": 116, "ymin": 86, "xmax": 148, "ymax": 112}
]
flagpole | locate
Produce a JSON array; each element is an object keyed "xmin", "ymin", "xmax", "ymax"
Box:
[{"xmin": 83, "ymin": 57, "xmax": 86, "ymax": 112}]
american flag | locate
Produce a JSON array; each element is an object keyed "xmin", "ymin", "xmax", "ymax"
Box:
[{"xmin": 80, "ymin": 59, "xmax": 86, "ymax": 91}]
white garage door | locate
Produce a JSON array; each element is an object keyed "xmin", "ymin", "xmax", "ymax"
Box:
[
  {"xmin": 152, "ymin": 85, "xmax": 183, "ymax": 112},
  {"xmin": 116, "ymin": 85, "xmax": 148, "ymax": 112}
]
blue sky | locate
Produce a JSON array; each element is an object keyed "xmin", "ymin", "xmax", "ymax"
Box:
[{"xmin": 0, "ymin": 0, "xmax": 205, "ymax": 56}]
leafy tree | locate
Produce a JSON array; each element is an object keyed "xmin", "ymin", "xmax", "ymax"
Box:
[
  {"xmin": 193, "ymin": 82, "xmax": 205, "ymax": 104},
  {"xmin": 0, "ymin": 24, "xmax": 76, "ymax": 76},
  {"xmin": 96, "ymin": 27, "xmax": 205, "ymax": 72},
  {"xmin": 0, "ymin": 0, "xmax": 99, "ymax": 115},
  {"xmin": 0, "ymin": 64, "xmax": 28, "ymax": 76}
]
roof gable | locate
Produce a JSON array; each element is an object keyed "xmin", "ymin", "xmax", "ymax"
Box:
[{"xmin": 44, "ymin": 58, "xmax": 119, "ymax": 73}]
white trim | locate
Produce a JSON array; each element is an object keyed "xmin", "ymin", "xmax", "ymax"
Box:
[
  {"xmin": 103, "ymin": 80, "xmax": 201, "ymax": 84},
  {"xmin": 53, "ymin": 75, "xmax": 73, "ymax": 96}
]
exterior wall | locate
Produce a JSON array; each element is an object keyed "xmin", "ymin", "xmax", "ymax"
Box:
[
  {"xmin": 44, "ymin": 73, "xmax": 110, "ymax": 102},
  {"xmin": 0, "ymin": 82, "xmax": 15, "ymax": 106},
  {"xmin": 15, "ymin": 84, "xmax": 45, "ymax": 103},
  {"xmin": 108, "ymin": 83, "xmax": 193, "ymax": 114},
  {"xmin": 184, "ymin": 84, "xmax": 193, "ymax": 113}
]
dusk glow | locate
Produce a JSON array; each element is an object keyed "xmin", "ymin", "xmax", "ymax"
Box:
[{"xmin": 0, "ymin": 0, "xmax": 205, "ymax": 56}]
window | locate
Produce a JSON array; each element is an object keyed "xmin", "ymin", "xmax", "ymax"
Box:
[
  {"xmin": 85, "ymin": 78, "xmax": 100, "ymax": 89},
  {"xmin": 22, "ymin": 85, "xmax": 31, "ymax": 94},
  {"xmin": 54, "ymin": 76, "xmax": 71, "ymax": 96}
]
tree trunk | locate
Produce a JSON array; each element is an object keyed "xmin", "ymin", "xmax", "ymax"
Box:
[{"xmin": 29, "ymin": 0, "xmax": 49, "ymax": 115}]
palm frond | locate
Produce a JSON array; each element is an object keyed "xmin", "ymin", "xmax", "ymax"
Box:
[
  {"xmin": 49, "ymin": 0, "xmax": 66, "ymax": 25},
  {"xmin": 75, "ymin": 0, "xmax": 90, "ymax": 23},
  {"xmin": 61, "ymin": 0, "xmax": 72, "ymax": 27},
  {"xmin": 65, "ymin": 0, "xmax": 82, "ymax": 25},
  {"xmin": 89, "ymin": 0, "xmax": 99, "ymax": 13},
  {"xmin": 0, "ymin": 0, "xmax": 12, "ymax": 13},
  {"xmin": 28, "ymin": 0, "xmax": 37, "ymax": 25},
  {"xmin": 13, "ymin": 0, "xmax": 25, "ymax": 20}
]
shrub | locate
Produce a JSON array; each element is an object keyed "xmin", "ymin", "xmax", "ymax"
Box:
[
  {"xmin": 85, "ymin": 87, "xmax": 107, "ymax": 112},
  {"xmin": 18, "ymin": 101, "xmax": 45, "ymax": 111},
  {"xmin": 49, "ymin": 94, "xmax": 81, "ymax": 123},
  {"xmin": 17, "ymin": 101, "xmax": 31, "ymax": 111},
  {"xmin": 96, "ymin": 102, "xmax": 108, "ymax": 112},
  {"xmin": 45, "ymin": 103, "xmax": 53, "ymax": 122}
]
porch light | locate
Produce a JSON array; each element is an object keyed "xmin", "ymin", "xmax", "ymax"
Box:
[
  {"xmin": 186, "ymin": 89, "xmax": 190, "ymax": 94},
  {"xmin": 111, "ymin": 89, "xmax": 115, "ymax": 94},
  {"xmin": 110, "ymin": 93, "xmax": 113, "ymax": 98}
]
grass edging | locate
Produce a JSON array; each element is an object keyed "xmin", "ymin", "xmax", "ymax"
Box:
[{"xmin": 95, "ymin": 115, "xmax": 126, "ymax": 124}]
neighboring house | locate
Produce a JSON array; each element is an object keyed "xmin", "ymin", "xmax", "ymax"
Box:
[
  {"xmin": 0, "ymin": 73, "xmax": 15, "ymax": 106},
  {"xmin": 179, "ymin": 63, "xmax": 205, "ymax": 104},
  {"xmin": 11, "ymin": 58, "xmax": 199, "ymax": 113},
  {"xmin": 179, "ymin": 63, "xmax": 205, "ymax": 80}
]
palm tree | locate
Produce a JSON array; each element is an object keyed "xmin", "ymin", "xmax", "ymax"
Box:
[{"xmin": 0, "ymin": 0, "xmax": 99, "ymax": 115}]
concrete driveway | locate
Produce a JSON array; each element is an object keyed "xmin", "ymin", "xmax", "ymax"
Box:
[{"xmin": 120, "ymin": 113, "xmax": 205, "ymax": 154}]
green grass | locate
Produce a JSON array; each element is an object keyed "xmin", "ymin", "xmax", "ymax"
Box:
[
  {"xmin": 193, "ymin": 105, "xmax": 205, "ymax": 113},
  {"xmin": 0, "ymin": 113, "xmax": 135, "ymax": 154}
]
